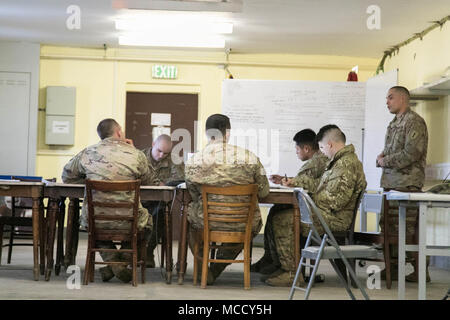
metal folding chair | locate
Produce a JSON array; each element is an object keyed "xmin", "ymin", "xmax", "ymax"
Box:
[{"xmin": 289, "ymin": 188, "xmax": 378, "ymax": 300}]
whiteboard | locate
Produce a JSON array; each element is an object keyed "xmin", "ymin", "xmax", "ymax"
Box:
[
  {"xmin": 222, "ymin": 80, "xmax": 366, "ymax": 176},
  {"xmin": 363, "ymin": 70, "xmax": 398, "ymax": 190}
]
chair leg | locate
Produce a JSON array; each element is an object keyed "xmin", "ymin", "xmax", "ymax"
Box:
[
  {"xmin": 7, "ymin": 223, "xmax": 14, "ymax": 264},
  {"xmin": 289, "ymin": 256, "xmax": 305, "ymax": 300},
  {"xmin": 384, "ymin": 241, "xmax": 392, "ymax": 289},
  {"xmin": 244, "ymin": 242, "xmax": 250, "ymax": 290},
  {"xmin": 141, "ymin": 238, "xmax": 147, "ymax": 284},
  {"xmin": 83, "ymin": 249, "xmax": 91, "ymax": 285},
  {"xmin": 89, "ymin": 252, "xmax": 95, "ymax": 282},
  {"xmin": 200, "ymin": 239, "xmax": 209, "ymax": 289},
  {"xmin": 132, "ymin": 241, "xmax": 138, "ymax": 287}
]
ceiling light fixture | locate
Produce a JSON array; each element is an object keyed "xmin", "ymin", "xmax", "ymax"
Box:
[{"xmin": 118, "ymin": 34, "xmax": 226, "ymax": 48}]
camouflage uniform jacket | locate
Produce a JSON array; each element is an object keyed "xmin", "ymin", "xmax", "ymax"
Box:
[
  {"xmin": 141, "ymin": 147, "xmax": 185, "ymax": 186},
  {"xmin": 185, "ymin": 140, "xmax": 270, "ymax": 233},
  {"xmin": 380, "ymin": 109, "xmax": 428, "ymax": 190},
  {"xmin": 62, "ymin": 137, "xmax": 152, "ymax": 230},
  {"xmin": 313, "ymin": 144, "xmax": 367, "ymax": 232},
  {"xmin": 291, "ymin": 151, "xmax": 329, "ymax": 191}
]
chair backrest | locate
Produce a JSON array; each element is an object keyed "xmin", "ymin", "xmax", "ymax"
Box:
[
  {"xmin": 361, "ymin": 192, "xmax": 384, "ymax": 214},
  {"xmin": 85, "ymin": 179, "xmax": 141, "ymax": 242},
  {"xmin": 294, "ymin": 188, "xmax": 342, "ymax": 247},
  {"xmin": 201, "ymin": 184, "xmax": 258, "ymax": 237}
]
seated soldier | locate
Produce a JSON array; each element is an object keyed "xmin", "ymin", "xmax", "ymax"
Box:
[
  {"xmin": 185, "ymin": 114, "xmax": 270, "ymax": 285},
  {"xmin": 251, "ymin": 129, "xmax": 328, "ymax": 278},
  {"xmin": 141, "ymin": 134, "xmax": 184, "ymax": 268},
  {"xmin": 264, "ymin": 125, "xmax": 366, "ymax": 287},
  {"xmin": 62, "ymin": 118, "xmax": 152, "ymax": 283}
]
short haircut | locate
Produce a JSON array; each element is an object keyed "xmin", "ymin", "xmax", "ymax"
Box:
[
  {"xmin": 390, "ymin": 86, "xmax": 410, "ymax": 99},
  {"xmin": 154, "ymin": 134, "xmax": 172, "ymax": 144},
  {"xmin": 316, "ymin": 124, "xmax": 346, "ymax": 144},
  {"xmin": 293, "ymin": 129, "xmax": 318, "ymax": 150},
  {"xmin": 97, "ymin": 118, "xmax": 120, "ymax": 140},
  {"xmin": 205, "ymin": 114, "xmax": 231, "ymax": 139}
]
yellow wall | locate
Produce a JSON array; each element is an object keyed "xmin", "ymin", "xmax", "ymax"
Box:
[
  {"xmin": 383, "ymin": 22, "xmax": 450, "ymax": 168},
  {"xmin": 37, "ymin": 45, "xmax": 379, "ymax": 180}
]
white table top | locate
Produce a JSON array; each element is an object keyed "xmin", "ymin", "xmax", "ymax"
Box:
[
  {"xmin": 386, "ymin": 191, "xmax": 450, "ymax": 202},
  {"xmin": 0, "ymin": 180, "xmax": 43, "ymax": 186},
  {"xmin": 45, "ymin": 182, "xmax": 176, "ymax": 190}
]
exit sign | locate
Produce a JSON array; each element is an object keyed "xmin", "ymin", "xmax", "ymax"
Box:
[{"xmin": 152, "ymin": 65, "xmax": 178, "ymax": 79}]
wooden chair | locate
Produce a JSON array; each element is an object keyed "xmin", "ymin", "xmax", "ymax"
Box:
[
  {"xmin": 83, "ymin": 179, "xmax": 147, "ymax": 286},
  {"xmin": 353, "ymin": 193, "xmax": 418, "ymax": 289},
  {"xmin": 193, "ymin": 184, "xmax": 258, "ymax": 289}
]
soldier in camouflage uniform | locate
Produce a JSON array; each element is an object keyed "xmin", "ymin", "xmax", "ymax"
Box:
[
  {"xmin": 141, "ymin": 134, "xmax": 185, "ymax": 267},
  {"xmin": 185, "ymin": 114, "xmax": 270, "ymax": 285},
  {"xmin": 62, "ymin": 118, "xmax": 153, "ymax": 283},
  {"xmin": 265, "ymin": 125, "xmax": 366, "ymax": 286},
  {"xmin": 251, "ymin": 129, "xmax": 328, "ymax": 282},
  {"xmin": 376, "ymin": 86, "xmax": 429, "ymax": 282}
]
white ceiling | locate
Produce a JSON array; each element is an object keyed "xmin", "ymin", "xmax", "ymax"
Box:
[{"xmin": 0, "ymin": 0, "xmax": 448, "ymax": 58}]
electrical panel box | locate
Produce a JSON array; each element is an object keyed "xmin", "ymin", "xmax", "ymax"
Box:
[{"xmin": 45, "ymin": 86, "xmax": 76, "ymax": 145}]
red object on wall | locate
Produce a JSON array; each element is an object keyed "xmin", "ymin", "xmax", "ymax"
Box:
[{"xmin": 347, "ymin": 71, "xmax": 358, "ymax": 81}]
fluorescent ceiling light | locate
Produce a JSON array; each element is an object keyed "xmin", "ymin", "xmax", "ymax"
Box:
[
  {"xmin": 119, "ymin": 34, "xmax": 226, "ymax": 48},
  {"xmin": 115, "ymin": 19, "xmax": 233, "ymax": 34}
]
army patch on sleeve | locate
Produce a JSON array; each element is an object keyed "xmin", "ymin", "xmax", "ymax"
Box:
[{"xmin": 409, "ymin": 130, "xmax": 419, "ymax": 140}]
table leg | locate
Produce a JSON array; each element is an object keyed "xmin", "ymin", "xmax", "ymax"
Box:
[
  {"xmin": 398, "ymin": 204, "xmax": 406, "ymax": 300},
  {"xmin": 45, "ymin": 198, "xmax": 58, "ymax": 281},
  {"xmin": 64, "ymin": 198, "xmax": 75, "ymax": 269},
  {"xmin": 177, "ymin": 192, "xmax": 188, "ymax": 285},
  {"xmin": 55, "ymin": 197, "xmax": 66, "ymax": 276},
  {"xmin": 39, "ymin": 199, "xmax": 46, "ymax": 276},
  {"xmin": 32, "ymin": 197, "xmax": 40, "ymax": 281},
  {"xmin": 418, "ymin": 203, "xmax": 427, "ymax": 300},
  {"xmin": 293, "ymin": 198, "xmax": 301, "ymax": 268},
  {"xmin": 164, "ymin": 201, "xmax": 173, "ymax": 284},
  {"xmin": 71, "ymin": 199, "xmax": 80, "ymax": 266}
]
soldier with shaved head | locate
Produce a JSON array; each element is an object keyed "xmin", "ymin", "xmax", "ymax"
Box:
[{"xmin": 141, "ymin": 134, "xmax": 185, "ymax": 267}]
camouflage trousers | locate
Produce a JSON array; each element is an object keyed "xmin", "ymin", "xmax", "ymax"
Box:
[
  {"xmin": 188, "ymin": 223, "xmax": 261, "ymax": 280},
  {"xmin": 268, "ymin": 206, "xmax": 352, "ymax": 273},
  {"xmin": 142, "ymin": 200, "xmax": 165, "ymax": 259},
  {"xmin": 97, "ymin": 221, "xmax": 153, "ymax": 264},
  {"xmin": 380, "ymin": 187, "xmax": 423, "ymax": 264}
]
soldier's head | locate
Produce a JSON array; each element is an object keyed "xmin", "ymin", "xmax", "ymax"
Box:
[
  {"xmin": 205, "ymin": 114, "xmax": 231, "ymax": 142},
  {"xmin": 316, "ymin": 124, "xmax": 346, "ymax": 159},
  {"xmin": 97, "ymin": 118, "xmax": 125, "ymax": 140},
  {"xmin": 293, "ymin": 129, "xmax": 319, "ymax": 161},
  {"xmin": 152, "ymin": 134, "xmax": 173, "ymax": 162},
  {"xmin": 387, "ymin": 86, "xmax": 410, "ymax": 115}
]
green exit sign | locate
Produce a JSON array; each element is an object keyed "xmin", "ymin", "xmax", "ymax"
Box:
[{"xmin": 152, "ymin": 65, "xmax": 178, "ymax": 79}]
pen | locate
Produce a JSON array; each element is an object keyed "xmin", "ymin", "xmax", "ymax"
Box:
[{"xmin": 284, "ymin": 174, "xmax": 288, "ymax": 181}]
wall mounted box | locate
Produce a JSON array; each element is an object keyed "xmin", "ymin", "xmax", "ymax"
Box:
[{"xmin": 45, "ymin": 86, "xmax": 76, "ymax": 145}]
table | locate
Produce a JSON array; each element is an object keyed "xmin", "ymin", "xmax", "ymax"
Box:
[
  {"xmin": 386, "ymin": 191, "xmax": 450, "ymax": 300},
  {"xmin": 44, "ymin": 183, "xmax": 177, "ymax": 283},
  {"xmin": 175, "ymin": 187, "xmax": 300, "ymax": 285},
  {"xmin": 0, "ymin": 181, "xmax": 44, "ymax": 280}
]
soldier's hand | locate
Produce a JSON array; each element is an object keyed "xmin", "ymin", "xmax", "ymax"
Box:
[
  {"xmin": 281, "ymin": 178, "xmax": 294, "ymax": 187},
  {"xmin": 269, "ymin": 174, "xmax": 283, "ymax": 184}
]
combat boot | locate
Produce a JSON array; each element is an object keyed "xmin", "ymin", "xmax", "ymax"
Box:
[
  {"xmin": 250, "ymin": 255, "xmax": 272, "ymax": 273},
  {"xmin": 112, "ymin": 265, "xmax": 132, "ymax": 283},
  {"xmin": 265, "ymin": 270, "xmax": 306, "ymax": 287},
  {"xmin": 99, "ymin": 266, "xmax": 114, "ymax": 282}
]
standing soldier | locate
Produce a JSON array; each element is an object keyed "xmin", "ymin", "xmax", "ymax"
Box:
[
  {"xmin": 185, "ymin": 114, "xmax": 270, "ymax": 285},
  {"xmin": 141, "ymin": 134, "xmax": 184, "ymax": 267},
  {"xmin": 377, "ymin": 86, "xmax": 429, "ymax": 282},
  {"xmin": 62, "ymin": 118, "xmax": 152, "ymax": 283}
]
